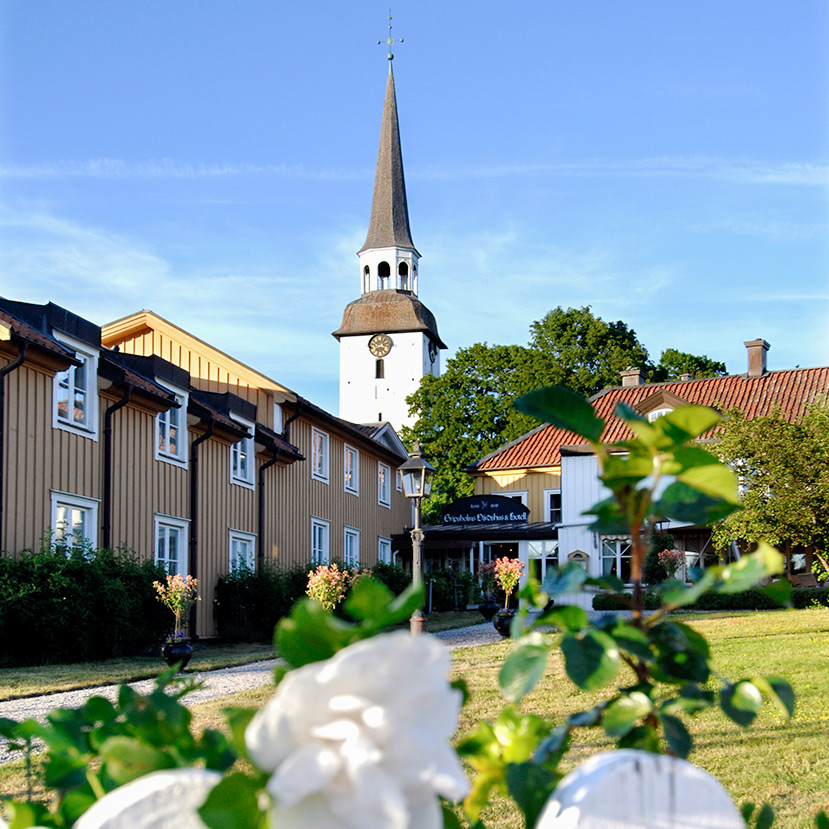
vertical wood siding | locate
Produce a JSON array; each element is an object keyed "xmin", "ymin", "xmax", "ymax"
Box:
[{"xmin": 475, "ymin": 469, "xmax": 562, "ymax": 521}]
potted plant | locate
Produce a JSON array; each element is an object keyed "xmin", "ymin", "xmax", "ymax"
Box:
[
  {"xmin": 658, "ymin": 548, "xmax": 685, "ymax": 581},
  {"xmin": 492, "ymin": 556, "xmax": 524, "ymax": 637},
  {"xmin": 306, "ymin": 563, "xmax": 350, "ymax": 612},
  {"xmin": 154, "ymin": 573, "xmax": 200, "ymax": 670},
  {"xmin": 476, "ymin": 561, "xmax": 500, "ymax": 620}
]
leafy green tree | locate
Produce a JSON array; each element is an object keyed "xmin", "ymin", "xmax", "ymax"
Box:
[
  {"xmin": 401, "ymin": 343, "xmax": 538, "ymax": 521},
  {"xmin": 527, "ymin": 306, "xmax": 650, "ymax": 396},
  {"xmin": 651, "ymin": 348, "xmax": 727, "ymax": 382},
  {"xmin": 712, "ymin": 397, "xmax": 829, "ymax": 561}
]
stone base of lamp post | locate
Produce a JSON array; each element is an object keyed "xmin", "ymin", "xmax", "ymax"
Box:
[{"xmin": 409, "ymin": 608, "xmax": 427, "ymax": 635}]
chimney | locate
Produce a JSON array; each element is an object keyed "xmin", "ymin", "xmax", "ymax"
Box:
[
  {"xmin": 679, "ymin": 372, "xmax": 692, "ymax": 382},
  {"xmin": 744, "ymin": 339, "xmax": 770, "ymax": 378},
  {"xmin": 620, "ymin": 367, "xmax": 647, "ymax": 387}
]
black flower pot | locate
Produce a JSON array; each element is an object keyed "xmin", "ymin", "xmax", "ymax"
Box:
[
  {"xmin": 478, "ymin": 597, "xmax": 500, "ymax": 620},
  {"xmin": 493, "ymin": 609, "xmax": 516, "ymax": 638},
  {"xmin": 161, "ymin": 641, "xmax": 193, "ymax": 670}
]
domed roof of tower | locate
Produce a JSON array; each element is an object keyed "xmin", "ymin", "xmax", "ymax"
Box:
[
  {"xmin": 332, "ymin": 290, "xmax": 446, "ymax": 348},
  {"xmin": 358, "ymin": 70, "xmax": 418, "ymax": 255}
]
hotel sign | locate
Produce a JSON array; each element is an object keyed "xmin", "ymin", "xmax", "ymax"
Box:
[{"xmin": 441, "ymin": 495, "xmax": 529, "ymax": 526}]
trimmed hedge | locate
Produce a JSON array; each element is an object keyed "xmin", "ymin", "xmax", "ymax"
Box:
[
  {"xmin": 592, "ymin": 586, "xmax": 829, "ymax": 612},
  {"xmin": 0, "ymin": 548, "xmax": 170, "ymax": 666}
]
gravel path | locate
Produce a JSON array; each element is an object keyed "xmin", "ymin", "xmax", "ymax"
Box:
[{"xmin": 0, "ymin": 623, "xmax": 502, "ymax": 765}]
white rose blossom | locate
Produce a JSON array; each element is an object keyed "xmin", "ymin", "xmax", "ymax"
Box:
[{"xmin": 245, "ymin": 630, "xmax": 470, "ymax": 829}]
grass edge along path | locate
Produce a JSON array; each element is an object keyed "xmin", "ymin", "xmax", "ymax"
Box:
[{"xmin": 0, "ymin": 610, "xmax": 482, "ymax": 700}]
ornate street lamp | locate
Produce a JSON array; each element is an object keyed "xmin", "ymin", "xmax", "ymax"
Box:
[{"xmin": 399, "ymin": 442, "xmax": 436, "ymax": 635}]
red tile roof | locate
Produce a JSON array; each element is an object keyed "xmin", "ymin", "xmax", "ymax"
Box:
[{"xmin": 472, "ymin": 368, "xmax": 829, "ymax": 471}]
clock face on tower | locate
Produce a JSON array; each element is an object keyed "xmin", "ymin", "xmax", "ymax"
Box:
[{"xmin": 368, "ymin": 333, "xmax": 393, "ymax": 358}]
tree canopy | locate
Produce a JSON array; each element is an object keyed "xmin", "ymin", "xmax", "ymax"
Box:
[
  {"xmin": 403, "ymin": 306, "xmax": 727, "ymax": 522},
  {"xmin": 712, "ymin": 396, "xmax": 829, "ymax": 562}
]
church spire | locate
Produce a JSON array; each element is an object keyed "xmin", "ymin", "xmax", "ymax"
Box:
[{"xmin": 358, "ymin": 60, "xmax": 417, "ymax": 254}]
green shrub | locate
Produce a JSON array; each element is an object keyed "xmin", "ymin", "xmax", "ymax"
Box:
[
  {"xmin": 368, "ymin": 562, "xmax": 410, "ymax": 596},
  {"xmin": 0, "ymin": 547, "xmax": 169, "ymax": 666},
  {"xmin": 426, "ymin": 569, "xmax": 478, "ymax": 612},
  {"xmin": 792, "ymin": 588, "xmax": 829, "ymax": 608},
  {"xmin": 592, "ymin": 591, "xmax": 662, "ymax": 611}
]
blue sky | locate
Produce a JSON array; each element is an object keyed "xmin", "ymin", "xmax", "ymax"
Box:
[{"xmin": 1, "ymin": 1, "xmax": 827, "ymax": 413}]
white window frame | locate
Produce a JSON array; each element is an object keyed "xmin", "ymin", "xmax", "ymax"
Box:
[
  {"xmin": 273, "ymin": 402, "xmax": 283, "ymax": 434},
  {"xmin": 647, "ymin": 407, "xmax": 673, "ymax": 422},
  {"xmin": 396, "ymin": 469, "xmax": 403, "ymax": 491},
  {"xmin": 230, "ymin": 434, "xmax": 255, "ymax": 488},
  {"xmin": 229, "ymin": 529, "xmax": 256, "ymax": 572},
  {"xmin": 51, "ymin": 490, "xmax": 99, "ymax": 552},
  {"xmin": 344, "ymin": 526, "xmax": 360, "ymax": 568},
  {"xmin": 154, "ymin": 381, "xmax": 188, "ymax": 468},
  {"xmin": 602, "ymin": 537, "xmax": 633, "ymax": 584},
  {"xmin": 378, "ymin": 462, "xmax": 391, "ymax": 508},
  {"xmin": 544, "ymin": 488, "xmax": 562, "ymax": 524},
  {"xmin": 154, "ymin": 514, "xmax": 190, "ymax": 575},
  {"xmin": 499, "ymin": 490, "xmax": 528, "ymax": 506},
  {"xmin": 344, "ymin": 444, "xmax": 360, "ymax": 495},
  {"xmin": 52, "ymin": 333, "xmax": 99, "ymax": 439},
  {"xmin": 311, "ymin": 517, "xmax": 330, "ymax": 565},
  {"xmin": 378, "ymin": 536, "xmax": 392, "ymax": 564},
  {"xmin": 311, "ymin": 427, "xmax": 330, "ymax": 483}
]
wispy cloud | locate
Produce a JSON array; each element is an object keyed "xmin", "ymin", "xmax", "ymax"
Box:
[
  {"xmin": 689, "ymin": 218, "xmax": 828, "ymax": 241},
  {"xmin": 0, "ymin": 158, "xmax": 367, "ymax": 181},
  {"xmin": 1, "ymin": 155, "xmax": 826, "ymax": 187}
]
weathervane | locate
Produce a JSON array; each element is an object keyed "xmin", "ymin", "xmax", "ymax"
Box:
[{"xmin": 378, "ymin": 8, "xmax": 403, "ymax": 71}]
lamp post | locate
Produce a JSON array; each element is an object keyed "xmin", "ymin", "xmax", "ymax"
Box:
[{"xmin": 399, "ymin": 442, "xmax": 436, "ymax": 635}]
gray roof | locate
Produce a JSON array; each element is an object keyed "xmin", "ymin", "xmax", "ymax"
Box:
[{"xmin": 358, "ymin": 72, "xmax": 417, "ymax": 255}]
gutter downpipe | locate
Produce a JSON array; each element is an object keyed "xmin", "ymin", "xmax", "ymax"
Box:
[
  {"xmin": 0, "ymin": 343, "xmax": 29, "ymax": 550},
  {"xmin": 257, "ymin": 448, "xmax": 280, "ymax": 572},
  {"xmin": 282, "ymin": 401, "xmax": 303, "ymax": 443},
  {"xmin": 102, "ymin": 387, "xmax": 132, "ymax": 550},
  {"xmin": 188, "ymin": 420, "xmax": 215, "ymax": 640}
]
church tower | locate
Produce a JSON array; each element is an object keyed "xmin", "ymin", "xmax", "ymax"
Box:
[{"xmin": 333, "ymin": 43, "xmax": 445, "ymax": 431}]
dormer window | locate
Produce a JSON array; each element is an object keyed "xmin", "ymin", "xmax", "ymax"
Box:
[
  {"xmin": 378, "ymin": 261, "xmax": 391, "ymax": 289},
  {"xmin": 52, "ymin": 333, "xmax": 98, "ymax": 439},
  {"xmin": 647, "ymin": 407, "xmax": 673, "ymax": 422}
]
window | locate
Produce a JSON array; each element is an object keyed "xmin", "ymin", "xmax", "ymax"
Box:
[
  {"xmin": 378, "ymin": 261, "xmax": 390, "ymax": 289},
  {"xmin": 51, "ymin": 491, "xmax": 98, "ymax": 553},
  {"xmin": 155, "ymin": 515, "xmax": 189, "ymax": 575},
  {"xmin": 273, "ymin": 402, "xmax": 283, "ymax": 434},
  {"xmin": 155, "ymin": 385, "xmax": 188, "ymax": 466},
  {"xmin": 398, "ymin": 262, "xmax": 409, "ymax": 291},
  {"xmin": 375, "ymin": 359, "xmax": 385, "ymax": 379},
  {"xmin": 602, "ymin": 538, "xmax": 632, "ymax": 583},
  {"xmin": 344, "ymin": 527, "xmax": 360, "ymax": 568},
  {"xmin": 396, "ymin": 470, "xmax": 402, "ymax": 491},
  {"xmin": 499, "ymin": 490, "xmax": 528, "ymax": 506},
  {"xmin": 545, "ymin": 489, "xmax": 562, "ymax": 524},
  {"xmin": 378, "ymin": 536, "xmax": 392, "ymax": 564},
  {"xmin": 528, "ymin": 540, "xmax": 559, "ymax": 582},
  {"xmin": 231, "ymin": 434, "xmax": 255, "ymax": 487},
  {"xmin": 229, "ymin": 530, "xmax": 256, "ymax": 572},
  {"xmin": 647, "ymin": 407, "xmax": 673, "ymax": 422},
  {"xmin": 311, "ymin": 517, "xmax": 330, "ymax": 564},
  {"xmin": 378, "ymin": 462, "xmax": 391, "ymax": 507},
  {"xmin": 53, "ymin": 334, "xmax": 98, "ymax": 437},
  {"xmin": 344, "ymin": 445, "xmax": 359, "ymax": 494},
  {"xmin": 311, "ymin": 428, "xmax": 329, "ymax": 483}
]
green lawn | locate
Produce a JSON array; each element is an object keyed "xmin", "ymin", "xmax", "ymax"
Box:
[
  {"xmin": 2, "ymin": 609, "xmax": 826, "ymax": 826},
  {"xmin": 0, "ymin": 610, "xmax": 482, "ymax": 700}
]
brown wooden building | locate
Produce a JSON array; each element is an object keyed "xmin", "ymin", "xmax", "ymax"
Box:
[{"xmin": 0, "ymin": 299, "xmax": 410, "ymax": 637}]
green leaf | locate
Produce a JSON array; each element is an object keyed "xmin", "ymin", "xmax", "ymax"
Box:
[
  {"xmin": 560, "ymin": 630, "xmax": 620, "ymax": 690},
  {"xmin": 533, "ymin": 723, "xmax": 571, "ymax": 766},
  {"xmin": 720, "ymin": 681, "xmax": 763, "ymax": 727},
  {"xmin": 343, "ymin": 577, "xmax": 395, "ymax": 621},
  {"xmin": 677, "ymin": 461, "xmax": 741, "ymax": 504},
  {"xmin": 499, "ymin": 638, "xmax": 549, "ymax": 703},
  {"xmin": 602, "ymin": 692, "xmax": 653, "ymax": 738},
  {"xmin": 535, "ymin": 604, "xmax": 588, "ymax": 631},
  {"xmin": 99, "ymin": 736, "xmax": 176, "ymax": 785},
  {"xmin": 660, "ymin": 570, "xmax": 717, "ymax": 609},
  {"xmin": 752, "ymin": 676, "xmax": 796, "ymax": 719},
  {"xmin": 657, "ymin": 405, "xmax": 721, "ymax": 441},
  {"xmin": 602, "ymin": 452, "xmax": 656, "ymax": 484},
  {"xmin": 585, "ymin": 497, "xmax": 631, "ymax": 534},
  {"xmin": 515, "ymin": 385, "xmax": 605, "ymax": 442},
  {"xmin": 584, "ymin": 573, "xmax": 626, "ymax": 592},
  {"xmin": 742, "ymin": 803, "xmax": 756, "ymax": 823},
  {"xmin": 607, "ymin": 623, "xmax": 652, "ymax": 661},
  {"xmin": 505, "ymin": 762, "xmax": 558, "ymax": 829},
  {"xmin": 660, "ymin": 712, "xmax": 693, "ymax": 758},
  {"xmin": 440, "ymin": 800, "xmax": 466, "ymax": 829},
  {"xmin": 274, "ymin": 598, "xmax": 355, "ymax": 668},
  {"xmin": 6, "ymin": 800, "xmax": 53, "ymax": 829},
  {"xmin": 541, "ymin": 562, "xmax": 588, "ymax": 595},
  {"xmin": 716, "ymin": 543, "xmax": 784, "ymax": 594},
  {"xmin": 815, "ymin": 810, "xmax": 829, "ymax": 829},
  {"xmin": 755, "ymin": 803, "xmax": 775, "ymax": 829},
  {"xmin": 761, "ymin": 578, "xmax": 792, "ymax": 607},
  {"xmin": 198, "ymin": 772, "xmax": 262, "ymax": 829},
  {"xmin": 615, "ymin": 401, "xmax": 647, "ymax": 423},
  {"xmin": 655, "ymin": 481, "xmax": 740, "ymax": 525},
  {"xmin": 618, "ymin": 723, "xmax": 661, "ymax": 753},
  {"xmin": 81, "ymin": 696, "xmax": 117, "ymax": 724}
]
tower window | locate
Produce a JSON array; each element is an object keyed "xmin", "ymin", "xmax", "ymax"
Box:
[
  {"xmin": 375, "ymin": 358, "xmax": 385, "ymax": 379},
  {"xmin": 378, "ymin": 261, "xmax": 390, "ymax": 289},
  {"xmin": 363, "ymin": 265, "xmax": 370, "ymax": 293},
  {"xmin": 398, "ymin": 262, "xmax": 409, "ymax": 290}
]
